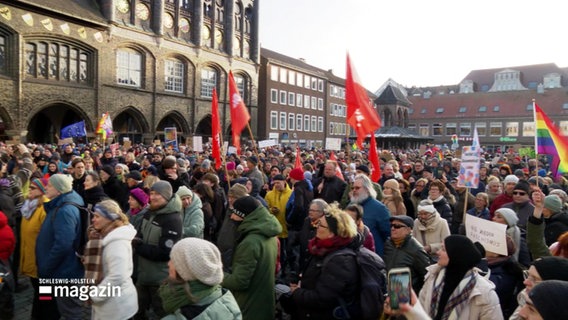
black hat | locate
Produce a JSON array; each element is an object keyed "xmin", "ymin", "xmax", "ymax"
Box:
[
  {"xmin": 422, "ymin": 166, "xmax": 433, "ymax": 174},
  {"xmin": 529, "ymin": 280, "xmax": 568, "ymax": 320},
  {"xmin": 389, "ymin": 216, "xmax": 414, "ymax": 228},
  {"xmin": 272, "ymin": 174, "xmax": 286, "ymax": 181},
  {"xmin": 532, "ymin": 256, "xmax": 568, "ymax": 281},
  {"xmin": 513, "ymin": 180, "xmax": 531, "ymax": 194},
  {"xmin": 231, "ymin": 196, "xmax": 260, "ymax": 219},
  {"xmin": 247, "ymin": 156, "xmax": 259, "ymax": 165},
  {"xmin": 444, "ymin": 235, "xmax": 482, "ymax": 271},
  {"xmin": 356, "ymin": 165, "xmax": 370, "ymax": 175},
  {"xmin": 126, "ymin": 170, "xmax": 142, "ymax": 181},
  {"xmin": 100, "ymin": 165, "xmax": 115, "ymax": 177}
]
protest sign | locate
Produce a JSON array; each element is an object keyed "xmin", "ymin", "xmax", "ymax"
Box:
[
  {"xmin": 465, "ymin": 215, "xmax": 507, "ymax": 256},
  {"xmin": 258, "ymin": 139, "xmax": 279, "ymax": 148},
  {"xmin": 193, "ymin": 136, "xmax": 203, "ymax": 152},
  {"xmin": 325, "ymin": 138, "xmax": 342, "ymax": 151}
]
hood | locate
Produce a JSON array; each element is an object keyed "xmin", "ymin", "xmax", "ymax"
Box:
[
  {"xmin": 153, "ymin": 194, "xmax": 183, "ymax": 215},
  {"xmin": 0, "ymin": 211, "xmax": 7, "ymax": 228},
  {"xmin": 103, "ymin": 224, "xmax": 137, "ymax": 246},
  {"xmin": 187, "ymin": 192, "xmax": 203, "ymax": 212},
  {"xmin": 237, "ymin": 205, "xmax": 282, "ymax": 238},
  {"xmin": 44, "ymin": 189, "xmax": 85, "ymax": 211}
]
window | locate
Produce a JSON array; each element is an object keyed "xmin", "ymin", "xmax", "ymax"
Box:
[
  {"xmin": 408, "ymin": 108, "xmax": 414, "ymax": 114},
  {"xmin": 330, "ymin": 103, "xmax": 335, "ymax": 115},
  {"xmin": 329, "ymin": 122, "xmax": 335, "ymax": 135},
  {"xmin": 311, "ymin": 78, "xmax": 317, "ymax": 90},
  {"xmin": 318, "ymin": 79, "xmax": 324, "ymax": 92},
  {"xmin": 459, "ymin": 123, "xmax": 471, "ymax": 136},
  {"xmin": 523, "ymin": 122, "xmax": 535, "ymax": 136},
  {"xmin": 279, "ymin": 112, "xmax": 286, "ymax": 130},
  {"xmin": 478, "ymin": 106, "xmax": 487, "ymax": 112},
  {"xmin": 481, "ymin": 85, "xmax": 489, "ymax": 92},
  {"xmin": 279, "ymin": 90, "xmax": 287, "ymax": 105},
  {"xmin": 311, "ymin": 116, "xmax": 317, "ymax": 132},
  {"xmin": 288, "ymin": 113, "xmax": 295, "ymax": 130},
  {"xmin": 304, "ymin": 95, "xmax": 310, "ymax": 109},
  {"xmin": 296, "ymin": 114, "xmax": 303, "ymax": 131},
  {"xmin": 26, "ymin": 40, "xmax": 92, "ymax": 84},
  {"xmin": 420, "ymin": 108, "xmax": 427, "ymax": 114},
  {"xmin": 279, "ymin": 68, "xmax": 287, "ymax": 83},
  {"xmin": 436, "ymin": 107, "xmax": 444, "ymax": 113},
  {"xmin": 560, "ymin": 121, "xmax": 568, "ymax": 135},
  {"xmin": 408, "ymin": 124, "xmax": 417, "ymax": 132},
  {"xmin": 0, "ymin": 35, "xmax": 6, "ymax": 75},
  {"xmin": 296, "ymin": 72, "xmax": 303, "ymax": 87},
  {"xmin": 165, "ymin": 59, "xmax": 184, "ymax": 93},
  {"xmin": 200, "ymin": 68, "xmax": 217, "ymax": 97},
  {"xmin": 296, "ymin": 93, "xmax": 303, "ymax": 107},
  {"xmin": 506, "ymin": 122, "xmax": 518, "ymax": 136},
  {"xmin": 475, "ymin": 122, "xmax": 487, "ymax": 136},
  {"xmin": 304, "ymin": 75, "xmax": 310, "ymax": 89},
  {"xmin": 526, "ymin": 103, "xmax": 533, "ymax": 111},
  {"xmin": 270, "ymin": 111, "xmax": 278, "ymax": 129},
  {"xmin": 288, "ymin": 71, "xmax": 295, "ymax": 85},
  {"xmin": 563, "ymin": 103, "xmax": 568, "ymax": 110},
  {"xmin": 317, "ymin": 98, "xmax": 323, "ymax": 111},
  {"xmin": 419, "ymin": 124, "xmax": 429, "ymax": 136},
  {"xmin": 233, "ymin": 74, "xmax": 246, "ymax": 97},
  {"xmin": 458, "ymin": 106, "xmax": 467, "ymax": 113},
  {"xmin": 432, "ymin": 123, "xmax": 443, "ymax": 136},
  {"xmin": 270, "ymin": 89, "xmax": 278, "ymax": 103},
  {"xmin": 304, "ymin": 115, "xmax": 310, "ymax": 131},
  {"xmin": 270, "ymin": 65, "xmax": 278, "ymax": 81},
  {"xmin": 288, "ymin": 92, "xmax": 295, "ymax": 106},
  {"xmin": 493, "ymin": 105, "xmax": 500, "ymax": 112},
  {"xmin": 490, "ymin": 122, "xmax": 502, "ymax": 136},
  {"xmin": 311, "ymin": 97, "xmax": 316, "ymax": 110},
  {"xmin": 445, "ymin": 123, "xmax": 457, "ymax": 136},
  {"xmin": 318, "ymin": 116, "xmax": 324, "ymax": 132}
]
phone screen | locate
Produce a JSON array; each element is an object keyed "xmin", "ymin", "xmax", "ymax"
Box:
[{"xmin": 388, "ymin": 270, "xmax": 411, "ymax": 310}]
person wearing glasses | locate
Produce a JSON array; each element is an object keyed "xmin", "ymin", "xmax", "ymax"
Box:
[
  {"xmin": 500, "ymin": 180, "xmax": 535, "ymax": 232},
  {"xmin": 509, "ymin": 256, "xmax": 568, "ymax": 320},
  {"xmin": 384, "ymin": 215, "xmax": 430, "ymax": 293},
  {"xmin": 518, "ymin": 280, "xmax": 568, "ymax": 320}
]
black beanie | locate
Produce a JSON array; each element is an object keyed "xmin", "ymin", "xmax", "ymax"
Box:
[
  {"xmin": 445, "ymin": 235, "xmax": 482, "ymax": 271},
  {"xmin": 231, "ymin": 196, "xmax": 260, "ymax": 219},
  {"xmin": 101, "ymin": 165, "xmax": 115, "ymax": 177},
  {"xmin": 530, "ymin": 280, "xmax": 568, "ymax": 320},
  {"xmin": 532, "ymin": 256, "xmax": 568, "ymax": 281},
  {"xmin": 513, "ymin": 180, "xmax": 531, "ymax": 194}
]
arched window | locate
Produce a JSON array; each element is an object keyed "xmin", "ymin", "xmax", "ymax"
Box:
[
  {"xmin": 200, "ymin": 67, "xmax": 217, "ymax": 98},
  {"xmin": 233, "ymin": 73, "xmax": 247, "ymax": 100},
  {"xmin": 116, "ymin": 48, "xmax": 142, "ymax": 87},
  {"xmin": 165, "ymin": 58, "xmax": 184, "ymax": 93}
]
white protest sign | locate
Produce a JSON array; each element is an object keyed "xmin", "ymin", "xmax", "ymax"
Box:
[
  {"xmin": 465, "ymin": 215, "xmax": 507, "ymax": 256},
  {"xmin": 325, "ymin": 138, "xmax": 342, "ymax": 151},
  {"xmin": 228, "ymin": 146, "xmax": 237, "ymax": 155},
  {"xmin": 193, "ymin": 136, "xmax": 203, "ymax": 152},
  {"xmin": 457, "ymin": 146, "xmax": 480, "ymax": 188},
  {"xmin": 258, "ymin": 139, "xmax": 279, "ymax": 148},
  {"xmin": 222, "ymin": 141, "xmax": 229, "ymax": 155}
]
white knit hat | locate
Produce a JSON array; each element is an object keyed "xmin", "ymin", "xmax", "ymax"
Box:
[
  {"xmin": 496, "ymin": 208, "xmax": 518, "ymax": 227},
  {"xmin": 170, "ymin": 238, "xmax": 223, "ymax": 286},
  {"xmin": 417, "ymin": 199, "xmax": 437, "ymax": 214}
]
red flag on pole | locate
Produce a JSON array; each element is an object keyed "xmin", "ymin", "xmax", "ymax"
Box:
[
  {"xmin": 294, "ymin": 148, "xmax": 302, "ymax": 169},
  {"xmin": 346, "ymin": 53, "xmax": 382, "ymax": 149},
  {"xmin": 229, "ymin": 71, "xmax": 250, "ymax": 155},
  {"xmin": 369, "ymin": 133, "xmax": 381, "ymax": 182},
  {"xmin": 211, "ymin": 88, "xmax": 222, "ymax": 170},
  {"xmin": 328, "ymin": 152, "xmax": 344, "ymax": 180}
]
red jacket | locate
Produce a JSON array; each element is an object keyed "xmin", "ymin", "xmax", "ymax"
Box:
[
  {"xmin": 0, "ymin": 210, "xmax": 15, "ymax": 260},
  {"xmin": 489, "ymin": 193, "xmax": 514, "ymax": 219}
]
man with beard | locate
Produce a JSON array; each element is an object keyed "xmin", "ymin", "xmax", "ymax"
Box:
[
  {"xmin": 70, "ymin": 158, "xmax": 87, "ymax": 199},
  {"xmin": 314, "ymin": 160, "xmax": 346, "ymax": 203},
  {"xmin": 350, "ymin": 174, "xmax": 391, "ymax": 257}
]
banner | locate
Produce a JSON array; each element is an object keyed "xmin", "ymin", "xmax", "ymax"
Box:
[
  {"xmin": 193, "ymin": 136, "xmax": 203, "ymax": 152},
  {"xmin": 457, "ymin": 145, "xmax": 481, "ymax": 188},
  {"xmin": 258, "ymin": 139, "xmax": 279, "ymax": 148},
  {"xmin": 325, "ymin": 138, "xmax": 342, "ymax": 151},
  {"xmin": 464, "ymin": 215, "xmax": 508, "ymax": 256},
  {"xmin": 60, "ymin": 120, "xmax": 87, "ymax": 139}
]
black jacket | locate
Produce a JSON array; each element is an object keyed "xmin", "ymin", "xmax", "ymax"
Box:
[
  {"xmin": 286, "ymin": 180, "xmax": 313, "ymax": 231},
  {"xmin": 383, "ymin": 235, "xmax": 431, "ymax": 293}
]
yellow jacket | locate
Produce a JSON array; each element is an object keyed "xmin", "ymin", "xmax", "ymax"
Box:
[
  {"xmin": 264, "ymin": 184, "xmax": 292, "ymax": 238},
  {"xmin": 20, "ymin": 197, "xmax": 48, "ymax": 278}
]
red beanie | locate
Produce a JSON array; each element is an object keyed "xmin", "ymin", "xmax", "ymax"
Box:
[{"xmin": 289, "ymin": 168, "xmax": 304, "ymax": 181}]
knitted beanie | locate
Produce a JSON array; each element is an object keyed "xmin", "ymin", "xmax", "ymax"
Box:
[
  {"xmin": 444, "ymin": 235, "xmax": 482, "ymax": 271},
  {"xmin": 101, "ymin": 165, "xmax": 115, "ymax": 177},
  {"xmin": 417, "ymin": 199, "xmax": 437, "ymax": 214},
  {"xmin": 150, "ymin": 181, "xmax": 173, "ymax": 201},
  {"xmin": 226, "ymin": 161, "xmax": 236, "ymax": 171},
  {"xmin": 503, "ymin": 175, "xmax": 519, "ymax": 185},
  {"xmin": 228, "ymin": 184, "xmax": 248, "ymax": 199},
  {"xmin": 170, "ymin": 238, "xmax": 224, "ymax": 286},
  {"xmin": 176, "ymin": 185, "xmax": 193, "ymax": 199},
  {"xmin": 495, "ymin": 208, "xmax": 519, "ymax": 228},
  {"xmin": 231, "ymin": 196, "xmax": 260, "ymax": 219},
  {"xmin": 31, "ymin": 178, "xmax": 48, "ymax": 194},
  {"xmin": 532, "ymin": 256, "xmax": 568, "ymax": 281},
  {"xmin": 49, "ymin": 174, "xmax": 73, "ymax": 194},
  {"xmin": 544, "ymin": 195, "xmax": 563, "ymax": 213},
  {"xmin": 289, "ymin": 168, "xmax": 304, "ymax": 181},
  {"xmin": 130, "ymin": 188, "xmax": 149, "ymax": 207},
  {"xmin": 513, "ymin": 180, "xmax": 531, "ymax": 194},
  {"xmin": 529, "ymin": 280, "xmax": 568, "ymax": 320}
]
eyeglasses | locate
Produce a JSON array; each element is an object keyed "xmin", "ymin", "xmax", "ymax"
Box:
[
  {"xmin": 316, "ymin": 220, "xmax": 329, "ymax": 229},
  {"xmin": 513, "ymin": 191, "xmax": 527, "ymax": 196},
  {"xmin": 391, "ymin": 224, "xmax": 407, "ymax": 229},
  {"xmin": 523, "ymin": 270, "xmax": 541, "ymax": 284},
  {"xmin": 308, "ymin": 209, "xmax": 322, "ymax": 213}
]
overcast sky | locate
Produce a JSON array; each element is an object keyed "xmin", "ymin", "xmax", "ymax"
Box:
[{"xmin": 259, "ymin": 0, "xmax": 568, "ymax": 91}]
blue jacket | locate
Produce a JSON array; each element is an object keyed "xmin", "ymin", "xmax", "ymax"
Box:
[
  {"xmin": 359, "ymin": 197, "xmax": 391, "ymax": 257},
  {"xmin": 36, "ymin": 190, "xmax": 85, "ymax": 279}
]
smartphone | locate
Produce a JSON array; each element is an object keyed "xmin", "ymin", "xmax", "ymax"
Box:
[{"xmin": 388, "ymin": 267, "xmax": 412, "ymax": 310}]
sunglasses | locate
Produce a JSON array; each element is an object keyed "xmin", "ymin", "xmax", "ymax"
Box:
[
  {"xmin": 513, "ymin": 191, "xmax": 527, "ymax": 196},
  {"xmin": 391, "ymin": 224, "xmax": 407, "ymax": 229}
]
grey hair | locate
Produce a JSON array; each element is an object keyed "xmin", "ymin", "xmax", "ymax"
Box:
[
  {"xmin": 310, "ymin": 198, "xmax": 330, "ymax": 212},
  {"xmin": 354, "ymin": 174, "xmax": 377, "ymax": 199}
]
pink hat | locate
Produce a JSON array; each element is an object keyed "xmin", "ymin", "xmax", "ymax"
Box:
[
  {"xmin": 226, "ymin": 161, "xmax": 236, "ymax": 171},
  {"xmin": 289, "ymin": 168, "xmax": 304, "ymax": 181},
  {"xmin": 130, "ymin": 188, "xmax": 149, "ymax": 207}
]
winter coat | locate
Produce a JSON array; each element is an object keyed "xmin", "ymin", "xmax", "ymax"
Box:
[
  {"xmin": 181, "ymin": 193, "xmax": 204, "ymax": 238},
  {"xmin": 430, "ymin": 195, "xmax": 453, "ymax": 226},
  {"xmin": 501, "ymin": 201, "xmax": 535, "ymax": 231},
  {"xmin": 383, "ymin": 234, "xmax": 430, "ymax": 293},
  {"xmin": 91, "ymin": 224, "xmax": 138, "ymax": 320},
  {"xmin": 36, "ymin": 190, "xmax": 85, "ymax": 279},
  {"xmin": 264, "ymin": 183, "xmax": 292, "ymax": 238},
  {"xmin": 382, "ymin": 195, "xmax": 407, "ymax": 216},
  {"xmin": 72, "ymin": 173, "xmax": 86, "ymax": 200},
  {"xmin": 83, "ymin": 185, "xmax": 109, "ymax": 209},
  {"xmin": 19, "ymin": 197, "xmax": 47, "ymax": 277},
  {"xmin": 489, "ymin": 193, "xmax": 513, "ymax": 218},
  {"xmin": 290, "ymin": 244, "xmax": 359, "ymax": 319},
  {"xmin": 0, "ymin": 211, "xmax": 15, "ymax": 260},
  {"xmin": 419, "ymin": 264, "xmax": 504, "ymax": 320},
  {"xmin": 286, "ymin": 180, "xmax": 313, "ymax": 231},
  {"xmin": 526, "ymin": 216, "xmax": 551, "ymax": 259},
  {"xmin": 487, "ymin": 257, "xmax": 524, "ymax": 319},
  {"xmin": 359, "ymin": 196, "xmax": 391, "ymax": 256},
  {"xmin": 222, "ymin": 205, "xmax": 282, "ymax": 320},
  {"xmin": 161, "ymin": 288, "xmax": 241, "ymax": 320},
  {"xmin": 412, "ymin": 212, "xmax": 450, "ymax": 257},
  {"xmin": 135, "ymin": 195, "xmax": 183, "ymax": 285},
  {"xmin": 314, "ymin": 175, "xmax": 347, "ymax": 204},
  {"xmin": 543, "ymin": 211, "xmax": 568, "ymax": 246},
  {"xmin": 102, "ymin": 176, "xmax": 130, "ymax": 212}
]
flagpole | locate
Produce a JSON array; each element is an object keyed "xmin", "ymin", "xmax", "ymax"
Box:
[
  {"xmin": 345, "ymin": 125, "xmax": 352, "ymax": 166},
  {"xmin": 532, "ymin": 99, "xmax": 539, "ymax": 180},
  {"xmin": 245, "ymin": 123, "xmax": 262, "ymax": 171}
]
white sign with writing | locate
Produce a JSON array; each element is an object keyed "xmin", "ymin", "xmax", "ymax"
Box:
[
  {"xmin": 258, "ymin": 139, "xmax": 279, "ymax": 148},
  {"xmin": 325, "ymin": 138, "xmax": 342, "ymax": 151},
  {"xmin": 193, "ymin": 136, "xmax": 203, "ymax": 152},
  {"xmin": 465, "ymin": 215, "xmax": 507, "ymax": 256},
  {"xmin": 228, "ymin": 146, "xmax": 237, "ymax": 155}
]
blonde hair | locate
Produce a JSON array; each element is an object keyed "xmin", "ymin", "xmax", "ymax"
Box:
[
  {"xmin": 387, "ymin": 159, "xmax": 400, "ymax": 172},
  {"xmin": 94, "ymin": 199, "xmax": 129, "ymax": 236},
  {"xmin": 475, "ymin": 192, "xmax": 489, "ymax": 205},
  {"xmin": 324, "ymin": 203, "xmax": 357, "ymax": 238},
  {"xmin": 143, "ymin": 175, "xmax": 160, "ymax": 190}
]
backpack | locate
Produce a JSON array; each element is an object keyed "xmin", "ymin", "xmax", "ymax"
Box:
[
  {"xmin": 52, "ymin": 202, "xmax": 92, "ymax": 258},
  {"xmin": 323, "ymin": 246, "xmax": 387, "ymax": 320}
]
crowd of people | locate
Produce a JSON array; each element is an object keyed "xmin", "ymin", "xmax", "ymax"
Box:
[{"xmin": 1, "ymin": 141, "xmax": 568, "ymax": 319}]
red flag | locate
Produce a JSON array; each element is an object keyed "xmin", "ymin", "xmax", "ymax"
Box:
[
  {"xmin": 328, "ymin": 152, "xmax": 344, "ymax": 180},
  {"xmin": 346, "ymin": 53, "xmax": 382, "ymax": 149},
  {"xmin": 294, "ymin": 148, "xmax": 302, "ymax": 169},
  {"xmin": 329, "ymin": 151, "xmax": 337, "ymax": 161},
  {"xmin": 229, "ymin": 71, "xmax": 250, "ymax": 155},
  {"xmin": 211, "ymin": 88, "xmax": 222, "ymax": 170},
  {"xmin": 369, "ymin": 134, "xmax": 381, "ymax": 182}
]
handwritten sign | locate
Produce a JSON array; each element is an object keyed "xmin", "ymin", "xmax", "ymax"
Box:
[
  {"xmin": 258, "ymin": 139, "xmax": 279, "ymax": 148},
  {"xmin": 325, "ymin": 138, "xmax": 342, "ymax": 151},
  {"xmin": 465, "ymin": 215, "xmax": 507, "ymax": 256},
  {"xmin": 193, "ymin": 136, "xmax": 203, "ymax": 152}
]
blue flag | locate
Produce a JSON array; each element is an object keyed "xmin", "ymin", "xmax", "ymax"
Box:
[{"xmin": 60, "ymin": 120, "xmax": 87, "ymax": 139}]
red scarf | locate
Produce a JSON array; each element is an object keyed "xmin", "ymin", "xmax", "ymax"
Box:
[{"xmin": 308, "ymin": 236, "xmax": 353, "ymax": 257}]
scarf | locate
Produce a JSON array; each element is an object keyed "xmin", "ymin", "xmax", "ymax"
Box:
[
  {"xmin": 83, "ymin": 238, "xmax": 103, "ymax": 284},
  {"xmin": 418, "ymin": 213, "xmax": 436, "ymax": 228},
  {"xmin": 159, "ymin": 280, "xmax": 220, "ymax": 313},
  {"xmin": 21, "ymin": 198, "xmax": 39, "ymax": 219},
  {"xmin": 430, "ymin": 269, "xmax": 477, "ymax": 320},
  {"xmin": 308, "ymin": 235, "xmax": 353, "ymax": 257}
]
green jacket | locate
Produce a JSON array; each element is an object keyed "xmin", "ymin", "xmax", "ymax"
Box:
[
  {"xmin": 222, "ymin": 206, "xmax": 282, "ymax": 320},
  {"xmin": 161, "ymin": 288, "xmax": 242, "ymax": 320},
  {"xmin": 136, "ymin": 195, "xmax": 183, "ymax": 285},
  {"xmin": 182, "ymin": 193, "xmax": 204, "ymax": 239}
]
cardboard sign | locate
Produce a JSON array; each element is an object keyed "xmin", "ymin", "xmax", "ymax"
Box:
[
  {"xmin": 258, "ymin": 139, "xmax": 279, "ymax": 148},
  {"xmin": 193, "ymin": 136, "xmax": 203, "ymax": 152},
  {"xmin": 228, "ymin": 146, "xmax": 237, "ymax": 155},
  {"xmin": 58, "ymin": 138, "xmax": 73, "ymax": 145},
  {"xmin": 325, "ymin": 138, "xmax": 342, "ymax": 151},
  {"xmin": 123, "ymin": 140, "xmax": 131, "ymax": 150},
  {"xmin": 465, "ymin": 215, "xmax": 507, "ymax": 256}
]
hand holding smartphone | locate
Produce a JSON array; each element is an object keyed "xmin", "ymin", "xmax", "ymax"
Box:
[{"xmin": 388, "ymin": 267, "xmax": 412, "ymax": 310}]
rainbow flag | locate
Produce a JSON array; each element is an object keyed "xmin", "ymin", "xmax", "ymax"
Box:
[{"xmin": 534, "ymin": 103, "xmax": 568, "ymax": 176}]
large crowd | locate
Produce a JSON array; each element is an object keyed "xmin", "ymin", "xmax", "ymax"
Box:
[{"xmin": 1, "ymin": 141, "xmax": 568, "ymax": 320}]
